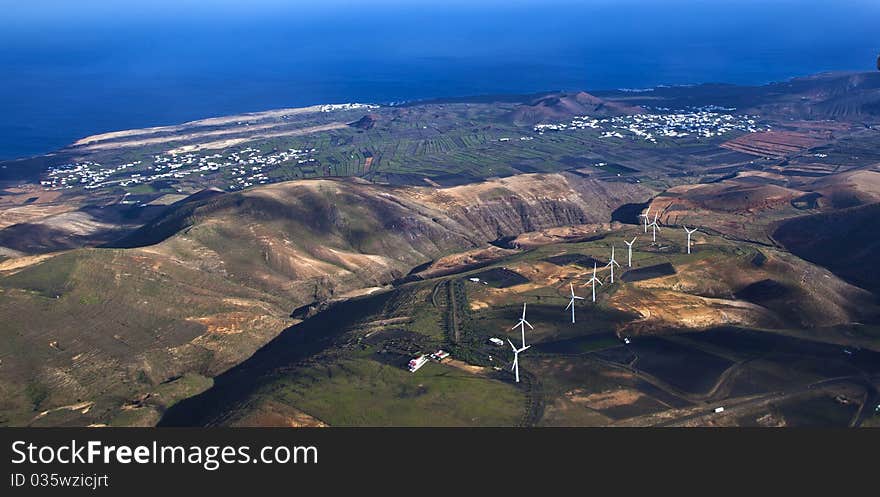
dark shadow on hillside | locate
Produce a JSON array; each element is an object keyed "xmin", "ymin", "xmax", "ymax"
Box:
[
  {"xmin": 611, "ymin": 201, "xmax": 650, "ymax": 225},
  {"xmin": 0, "ymin": 223, "xmax": 125, "ymax": 254},
  {"xmin": 106, "ymin": 188, "xmax": 228, "ymax": 248},
  {"xmin": 773, "ymin": 202, "xmax": 880, "ymax": 297},
  {"xmin": 158, "ymin": 290, "xmax": 397, "ymax": 426},
  {"xmin": 621, "ymin": 262, "xmax": 675, "ymax": 282}
]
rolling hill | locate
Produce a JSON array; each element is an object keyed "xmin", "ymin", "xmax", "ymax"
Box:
[
  {"xmin": 773, "ymin": 202, "xmax": 880, "ymax": 295},
  {"xmin": 0, "ymin": 173, "xmax": 652, "ymax": 426},
  {"xmin": 509, "ymin": 91, "xmax": 644, "ymax": 124}
]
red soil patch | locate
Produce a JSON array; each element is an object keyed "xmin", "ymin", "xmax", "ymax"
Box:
[{"xmin": 721, "ymin": 131, "xmax": 828, "ymax": 158}]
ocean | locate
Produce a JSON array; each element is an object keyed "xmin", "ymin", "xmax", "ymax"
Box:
[{"xmin": 1, "ymin": 0, "xmax": 878, "ymax": 160}]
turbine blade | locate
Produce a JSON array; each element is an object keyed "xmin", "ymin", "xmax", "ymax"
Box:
[
  {"xmin": 565, "ymin": 300, "xmax": 573, "ymax": 310},
  {"xmin": 524, "ymin": 320, "xmax": 534, "ymax": 329},
  {"xmin": 508, "ymin": 339, "xmax": 516, "ymax": 351}
]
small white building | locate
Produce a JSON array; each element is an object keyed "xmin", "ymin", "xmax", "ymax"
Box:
[
  {"xmin": 408, "ymin": 355, "xmax": 429, "ymax": 373},
  {"xmin": 430, "ymin": 350, "xmax": 450, "ymax": 362}
]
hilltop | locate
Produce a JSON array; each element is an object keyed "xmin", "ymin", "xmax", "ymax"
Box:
[{"xmin": 508, "ymin": 91, "xmax": 644, "ymax": 124}]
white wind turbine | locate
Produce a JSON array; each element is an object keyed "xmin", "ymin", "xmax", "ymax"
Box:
[
  {"xmin": 508, "ymin": 339, "xmax": 531, "ymax": 383},
  {"xmin": 684, "ymin": 226, "xmax": 698, "ymax": 254},
  {"xmin": 587, "ymin": 262, "xmax": 603, "ymax": 302},
  {"xmin": 511, "ymin": 302, "xmax": 533, "ymax": 349},
  {"xmin": 641, "ymin": 207, "xmax": 651, "ymax": 233},
  {"xmin": 648, "ymin": 212, "xmax": 661, "ymax": 242},
  {"xmin": 565, "ymin": 282, "xmax": 585, "ymax": 324},
  {"xmin": 624, "ymin": 236, "xmax": 637, "ymax": 267},
  {"xmin": 605, "ymin": 246, "xmax": 621, "ymax": 283}
]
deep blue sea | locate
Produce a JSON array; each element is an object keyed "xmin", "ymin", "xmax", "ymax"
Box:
[{"xmin": 1, "ymin": 0, "xmax": 878, "ymax": 160}]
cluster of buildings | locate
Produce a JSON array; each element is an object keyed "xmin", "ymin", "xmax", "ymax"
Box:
[
  {"xmin": 41, "ymin": 147, "xmax": 318, "ymax": 192},
  {"xmin": 651, "ymin": 105, "xmax": 737, "ymax": 113},
  {"xmin": 318, "ymin": 103, "xmax": 378, "ymax": 113},
  {"xmin": 41, "ymin": 160, "xmax": 142, "ymax": 189},
  {"xmin": 534, "ymin": 109, "xmax": 765, "ymax": 143}
]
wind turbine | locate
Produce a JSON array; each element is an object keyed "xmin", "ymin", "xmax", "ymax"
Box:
[
  {"xmin": 508, "ymin": 339, "xmax": 531, "ymax": 383},
  {"xmin": 641, "ymin": 207, "xmax": 651, "ymax": 233},
  {"xmin": 565, "ymin": 282, "xmax": 585, "ymax": 323},
  {"xmin": 587, "ymin": 262, "xmax": 603, "ymax": 302},
  {"xmin": 648, "ymin": 212, "xmax": 661, "ymax": 243},
  {"xmin": 511, "ymin": 302, "xmax": 533, "ymax": 349},
  {"xmin": 624, "ymin": 236, "xmax": 637, "ymax": 267},
  {"xmin": 684, "ymin": 226, "xmax": 698, "ymax": 254},
  {"xmin": 605, "ymin": 246, "xmax": 621, "ymax": 283}
]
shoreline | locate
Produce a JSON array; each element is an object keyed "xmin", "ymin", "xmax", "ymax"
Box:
[{"xmin": 0, "ymin": 69, "xmax": 873, "ymax": 164}]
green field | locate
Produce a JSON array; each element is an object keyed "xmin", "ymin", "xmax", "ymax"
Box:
[{"xmin": 260, "ymin": 355, "xmax": 523, "ymax": 426}]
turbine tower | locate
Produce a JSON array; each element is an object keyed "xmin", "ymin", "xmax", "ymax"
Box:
[
  {"xmin": 605, "ymin": 246, "xmax": 621, "ymax": 283},
  {"xmin": 648, "ymin": 212, "xmax": 661, "ymax": 242},
  {"xmin": 641, "ymin": 207, "xmax": 651, "ymax": 233},
  {"xmin": 510, "ymin": 302, "xmax": 533, "ymax": 349},
  {"xmin": 624, "ymin": 236, "xmax": 637, "ymax": 267},
  {"xmin": 565, "ymin": 282, "xmax": 585, "ymax": 324},
  {"xmin": 508, "ymin": 339, "xmax": 531, "ymax": 383},
  {"xmin": 587, "ymin": 262, "xmax": 603, "ymax": 302},
  {"xmin": 684, "ymin": 226, "xmax": 698, "ymax": 254}
]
